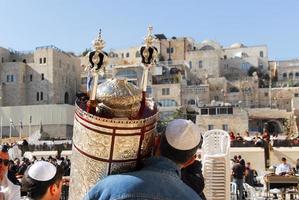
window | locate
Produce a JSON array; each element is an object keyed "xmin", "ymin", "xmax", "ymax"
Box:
[
  {"xmin": 158, "ymin": 99, "xmax": 177, "ymax": 107},
  {"xmin": 218, "ymin": 108, "xmax": 227, "ymax": 114},
  {"xmin": 223, "ymin": 55, "xmax": 227, "ymax": 60},
  {"xmin": 209, "ymin": 108, "xmax": 216, "ymax": 115},
  {"xmin": 260, "ymin": 51, "xmax": 264, "ymax": 58},
  {"xmin": 36, "ymin": 92, "xmax": 39, "ymax": 101},
  {"xmin": 222, "ymin": 124, "xmax": 228, "ymax": 131},
  {"xmin": 30, "ymin": 74, "xmax": 33, "ymax": 82},
  {"xmin": 166, "ymin": 48, "xmax": 174, "ymax": 53},
  {"xmin": 116, "ymin": 70, "xmax": 137, "ymax": 79},
  {"xmin": 40, "ymin": 92, "xmax": 43, "ymax": 100},
  {"xmin": 295, "ymin": 93, "xmax": 299, "ymax": 97},
  {"xmin": 1, "ymin": 57, "xmax": 4, "ymax": 63},
  {"xmin": 6, "ymin": 75, "xmax": 9, "ymax": 82},
  {"xmin": 264, "ymin": 92, "xmax": 268, "ymax": 97},
  {"xmin": 201, "ymin": 108, "xmax": 208, "ymax": 115},
  {"xmin": 39, "ymin": 58, "xmax": 42, "ymax": 64},
  {"xmin": 135, "ymin": 51, "xmax": 140, "ymax": 58},
  {"xmin": 198, "ymin": 60, "xmax": 203, "ymax": 68},
  {"xmin": 208, "ymin": 125, "xmax": 214, "ymax": 130},
  {"xmin": 296, "ymin": 72, "xmax": 299, "ymax": 78},
  {"xmin": 189, "ymin": 61, "xmax": 192, "ymax": 69},
  {"xmin": 126, "ymin": 52, "xmax": 130, "ymax": 58},
  {"xmin": 10, "ymin": 75, "xmax": 14, "ymax": 82},
  {"xmin": 162, "ymin": 88, "xmax": 170, "ymax": 95},
  {"xmin": 43, "ymin": 57, "xmax": 46, "ymax": 63},
  {"xmin": 283, "ymin": 73, "xmax": 287, "ymax": 79},
  {"xmin": 289, "ymin": 72, "xmax": 294, "ymax": 79},
  {"xmin": 41, "ymin": 73, "xmax": 44, "ymax": 80}
]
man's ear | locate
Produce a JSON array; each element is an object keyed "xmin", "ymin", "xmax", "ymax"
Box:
[
  {"xmin": 181, "ymin": 154, "xmax": 196, "ymax": 169},
  {"xmin": 49, "ymin": 183, "xmax": 58, "ymax": 196}
]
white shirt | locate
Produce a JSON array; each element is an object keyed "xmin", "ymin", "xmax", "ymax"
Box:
[
  {"xmin": 275, "ymin": 163, "xmax": 292, "ymax": 175},
  {"xmin": 0, "ymin": 174, "xmax": 21, "ymax": 200}
]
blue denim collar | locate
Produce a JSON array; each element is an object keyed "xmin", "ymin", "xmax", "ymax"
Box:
[{"xmin": 143, "ymin": 156, "xmax": 181, "ymax": 178}]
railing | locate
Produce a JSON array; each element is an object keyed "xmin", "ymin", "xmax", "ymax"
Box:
[{"xmin": 230, "ymin": 139, "xmax": 299, "ymax": 147}]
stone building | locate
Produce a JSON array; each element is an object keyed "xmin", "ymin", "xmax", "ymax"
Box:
[
  {"xmin": 0, "ymin": 45, "xmax": 81, "ymax": 106},
  {"xmin": 0, "ymin": 45, "xmax": 81, "ymax": 138}
]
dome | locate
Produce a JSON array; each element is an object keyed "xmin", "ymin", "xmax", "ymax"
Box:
[
  {"xmin": 230, "ymin": 43, "xmax": 246, "ymax": 48},
  {"xmin": 200, "ymin": 40, "xmax": 221, "ymax": 50}
]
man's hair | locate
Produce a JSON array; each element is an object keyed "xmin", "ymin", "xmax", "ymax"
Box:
[
  {"xmin": 22, "ymin": 164, "xmax": 64, "ymax": 199},
  {"xmin": 281, "ymin": 157, "xmax": 287, "ymax": 162},
  {"xmin": 159, "ymin": 133, "xmax": 199, "ymax": 164},
  {"xmin": 0, "ymin": 145, "xmax": 9, "ymax": 153}
]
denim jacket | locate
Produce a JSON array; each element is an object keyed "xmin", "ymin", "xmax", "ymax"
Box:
[{"xmin": 84, "ymin": 156, "xmax": 202, "ymax": 200}]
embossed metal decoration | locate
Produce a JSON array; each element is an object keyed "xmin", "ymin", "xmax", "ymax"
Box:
[
  {"xmin": 96, "ymin": 79, "xmax": 142, "ymax": 118},
  {"xmin": 69, "ymin": 99, "xmax": 158, "ymax": 200},
  {"xmin": 70, "ymin": 28, "xmax": 159, "ymax": 200}
]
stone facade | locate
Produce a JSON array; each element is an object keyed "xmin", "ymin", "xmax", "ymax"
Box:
[
  {"xmin": 196, "ymin": 107, "xmax": 249, "ymax": 134},
  {"xmin": 0, "ymin": 45, "xmax": 81, "ymax": 106}
]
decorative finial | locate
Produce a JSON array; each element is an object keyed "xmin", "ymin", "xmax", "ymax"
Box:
[
  {"xmin": 144, "ymin": 25, "xmax": 155, "ymax": 47},
  {"xmin": 92, "ymin": 29, "xmax": 105, "ymax": 51}
]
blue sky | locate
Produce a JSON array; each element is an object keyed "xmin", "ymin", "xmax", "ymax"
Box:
[{"xmin": 0, "ymin": 0, "xmax": 298, "ymax": 60}]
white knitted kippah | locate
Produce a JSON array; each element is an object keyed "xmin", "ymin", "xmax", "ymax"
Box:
[
  {"xmin": 165, "ymin": 119, "xmax": 201, "ymax": 150},
  {"xmin": 28, "ymin": 161, "xmax": 56, "ymax": 181}
]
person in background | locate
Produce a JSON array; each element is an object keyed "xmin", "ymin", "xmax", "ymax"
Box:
[
  {"xmin": 0, "ymin": 145, "xmax": 21, "ymax": 200},
  {"xmin": 232, "ymin": 159, "xmax": 245, "ymax": 200},
  {"xmin": 181, "ymin": 154, "xmax": 206, "ymax": 200},
  {"xmin": 275, "ymin": 157, "xmax": 292, "ymax": 175},
  {"xmin": 229, "ymin": 131, "xmax": 236, "ymax": 141},
  {"xmin": 21, "ymin": 161, "xmax": 64, "ymax": 200}
]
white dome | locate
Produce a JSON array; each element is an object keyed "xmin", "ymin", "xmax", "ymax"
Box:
[{"xmin": 230, "ymin": 43, "xmax": 246, "ymax": 48}]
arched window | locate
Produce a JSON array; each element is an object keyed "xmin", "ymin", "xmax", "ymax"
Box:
[
  {"xmin": 259, "ymin": 51, "xmax": 264, "ymax": 57},
  {"xmin": 188, "ymin": 99, "xmax": 195, "ymax": 105},
  {"xmin": 289, "ymin": 72, "xmax": 294, "ymax": 79},
  {"xmin": 126, "ymin": 52, "xmax": 130, "ymax": 58},
  {"xmin": 295, "ymin": 72, "xmax": 299, "ymax": 78},
  {"xmin": 158, "ymin": 99, "xmax": 177, "ymax": 107},
  {"xmin": 64, "ymin": 92, "xmax": 69, "ymax": 104}
]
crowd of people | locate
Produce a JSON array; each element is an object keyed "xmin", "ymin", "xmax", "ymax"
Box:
[
  {"xmin": 231, "ymin": 155, "xmax": 262, "ymax": 200},
  {"xmin": 229, "ymin": 130, "xmax": 299, "ymax": 147},
  {"xmin": 1, "ymin": 121, "xmax": 299, "ymax": 200},
  {"xmin": 0, "ymin": 143, "xmax": 71, "ymax": 200}
]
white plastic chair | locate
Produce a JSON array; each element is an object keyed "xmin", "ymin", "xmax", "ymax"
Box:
[
  {"xmin": 202, "ymin": 129, "xmax": 230, "ymax": 200},
  {"xmin": 243, "ymin": 183, "xmax": 258, "ymax": 200},
  {"xmin": 230, "ymin": 182, "xmax": 237, "ymax": 200}
]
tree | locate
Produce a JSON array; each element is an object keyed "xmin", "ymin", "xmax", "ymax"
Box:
[{"xmin": 81, "ymin": 48, "xmax": 91, "ymax": 56}]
